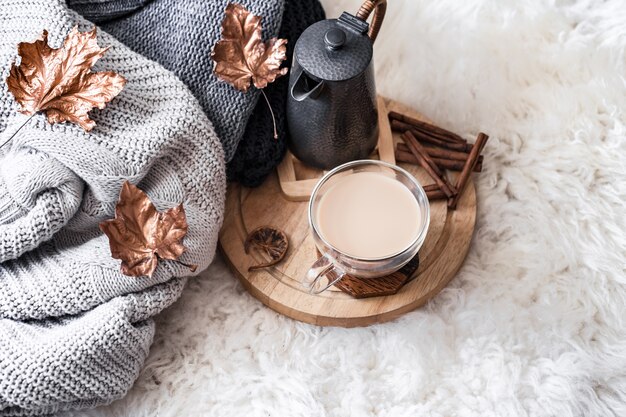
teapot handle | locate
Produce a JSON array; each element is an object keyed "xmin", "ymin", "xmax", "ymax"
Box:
[{"xmin": 356, "ymin": 0, "xmax": 387, "ymax": 43}]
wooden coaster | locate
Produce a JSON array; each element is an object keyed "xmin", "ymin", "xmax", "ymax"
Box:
[
  {"xmin": 276, "ymin": 96, "xmax": 395, "ymax": 202},
  {"xmin": 331, "ymin": 254, "xmax": 420, "ymax": 299},
  {"xmin": 219, "ymin": 97, "xmax": 477, "ymax": 327}
]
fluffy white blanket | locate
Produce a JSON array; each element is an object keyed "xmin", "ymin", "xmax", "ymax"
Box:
[{"xmin": 69, "ymin": 1, "xmax": 626, "ymax": 416}]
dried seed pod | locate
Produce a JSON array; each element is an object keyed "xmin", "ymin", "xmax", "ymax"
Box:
[{"xmin": 244, "ymin": 226, "xmax": 289, "ymax": 271}]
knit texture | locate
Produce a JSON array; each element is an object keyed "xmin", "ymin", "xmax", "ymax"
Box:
[
  {"xmin": 0, "ymin": 0, "xmax": 226, "ymax": 414},
  {"xmin": 67, "ymin": 0, "xmax": 286, "ymax": 162},
  {"xmin": 67, "ymin": 0, "xmax": 150, "ymax": 22},
  {"xmin": 67, "ymin": 0, "xmax": 326, "ymax": 187},
  {"xmin": 0, "ymin": 147, "xmax": 84, "ymax": 262},
  {"xmin": 228, "ymin": 0, "xmax": 326, "ymax": 187}
]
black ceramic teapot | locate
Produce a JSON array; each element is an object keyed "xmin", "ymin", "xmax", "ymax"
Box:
[{"xmin": 287, "ymin": 0, "xmax": 387, "ymax": 170}]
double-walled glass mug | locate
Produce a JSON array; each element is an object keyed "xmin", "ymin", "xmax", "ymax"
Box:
[{"xmin": 304, "ymin": 160, "xmax": 430, "ymax": 294}]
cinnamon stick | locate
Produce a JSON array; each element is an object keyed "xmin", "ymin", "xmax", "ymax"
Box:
[
  {"xmin": 426, "ymin": 189, "xmax": 447, "ymax": 201},
  {"xmin": 389, "ymin": 111, "xmax": 466, "ymax": 144},
  {"xmin": 433, "ymin": 157, "xmax": 482, "ymax": 173},
  {"xmin": 423, "ymin": 184, "xmax": 446, "ymax": 200},
  {"xmin": 396, "ymin": 149, "xmax": 482, "ymax": 172},
  {"xmin": 448, "ymin": 132, "xmax": 489, "ymax": 209},
  {"xmin": 397, "ymin": 142, "xmax": 483, "ymax": 164},
  {"xmin": 403, "ymin": 132, "xmax": 444, "ymax": 178},
  {"xmin": 391, "ymin": 120, "xmax": 472, "ymax": 152},
  {"xmin": 401, "ymin": 131, "xmax": 457, "ymax": 198}
]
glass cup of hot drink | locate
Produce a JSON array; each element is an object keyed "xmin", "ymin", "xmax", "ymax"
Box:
[{"xmin": 305, "ymin": 159, "xmax": 430, "ymax": 294}]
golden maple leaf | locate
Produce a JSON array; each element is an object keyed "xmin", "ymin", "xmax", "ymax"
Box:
[
  {"xmin": 211, "ymin": 3, "xmax": 288, "ymax": 93},
  {"xmin": 6, "ymin": 26, "xmax": 126, "ymax": 131},
  {"xmin": 99, "ymin": 181, "xmax": 197, "ymax": 278}
]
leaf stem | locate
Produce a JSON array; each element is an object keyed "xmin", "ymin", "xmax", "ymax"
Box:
[
  {"xmin": 260, "ymin": 89, "xmax": 278, "ymax": 140},
  {"xmin": 0, "ymin": 114, "xmax": 35, "ymax": 151},
  {"xmin": 174, "ymin": 259, "xmax": 198, "ymax": 273}
]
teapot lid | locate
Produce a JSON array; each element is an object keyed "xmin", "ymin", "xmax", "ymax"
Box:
[{"xmin": 294, "ymin": 12, "xmax": 373, "ymax": 82}]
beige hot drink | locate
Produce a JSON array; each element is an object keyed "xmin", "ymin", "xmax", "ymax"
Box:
[{"xmin": 315, "ymin": 171, "xmax": 422, "ymax": 259}]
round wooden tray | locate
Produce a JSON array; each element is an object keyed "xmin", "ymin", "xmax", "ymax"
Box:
[{"xmin": 219, "ymin": 101, "xmax": 477, "ymax": 327}]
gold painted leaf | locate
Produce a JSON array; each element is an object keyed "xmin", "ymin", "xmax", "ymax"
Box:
[
  {"xmin": 6, "ymin": 26, "xmax": 126, "ymax": 131},
  {"xmin": 99, "ymin": 181, "xmax": 197, "ymax": 278},
  {"xmin": 211, "ymin": 3, "xmax": 288, "ymax": 92}
]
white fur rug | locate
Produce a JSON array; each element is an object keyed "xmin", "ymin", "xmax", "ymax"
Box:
[{"xmin": 66, "ymin": 1, "xmax": 626, "ymax": 416}]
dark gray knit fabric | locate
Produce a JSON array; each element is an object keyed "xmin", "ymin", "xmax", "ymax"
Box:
[
  {"xmin": 228, "ymin": 0, "xmax": 326, "ymax": 187},
  {"xmin": 66, "ymin": 0, "xmax": 151, "ymax": 21},
  {"xmin": 67, "ymin": 0, "xmax": 326, "ymax": 187}
]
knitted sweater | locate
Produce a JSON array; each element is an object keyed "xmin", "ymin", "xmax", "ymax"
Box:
[
  {"xmin": 66, "ymin": 0, "xmax": 326, "ymax": 187},
  {"xmin": 0, "ymin": 0, "xmax": 226, "ymax": 415}
]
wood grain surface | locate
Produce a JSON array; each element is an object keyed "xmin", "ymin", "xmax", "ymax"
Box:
[{"xmin": 218, "ymin": 97, "xmax": 477, "ymax": 327}]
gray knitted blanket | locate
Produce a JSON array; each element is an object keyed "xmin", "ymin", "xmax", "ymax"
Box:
[{"xmin": 0, "ymin": 0, "xmax": 226, "ymax": 415}]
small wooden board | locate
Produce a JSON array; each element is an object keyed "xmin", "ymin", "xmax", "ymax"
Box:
[
  {"xmin": 219, "ymin": 98, "xmax": 477, "ymax": 327},
  {"xmin": 277, "ymin": 96, "xmax": 396, "ymax": 201}
]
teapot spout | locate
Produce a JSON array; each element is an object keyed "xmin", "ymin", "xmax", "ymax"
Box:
[{"xmin": 290, "ymin": 70, "xmax": 324, "ymax": 102}]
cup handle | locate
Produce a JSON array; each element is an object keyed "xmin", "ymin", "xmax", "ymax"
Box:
[{"xmin": 303, "ymin": 254, "xmax": 346, "ymax": 294}]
